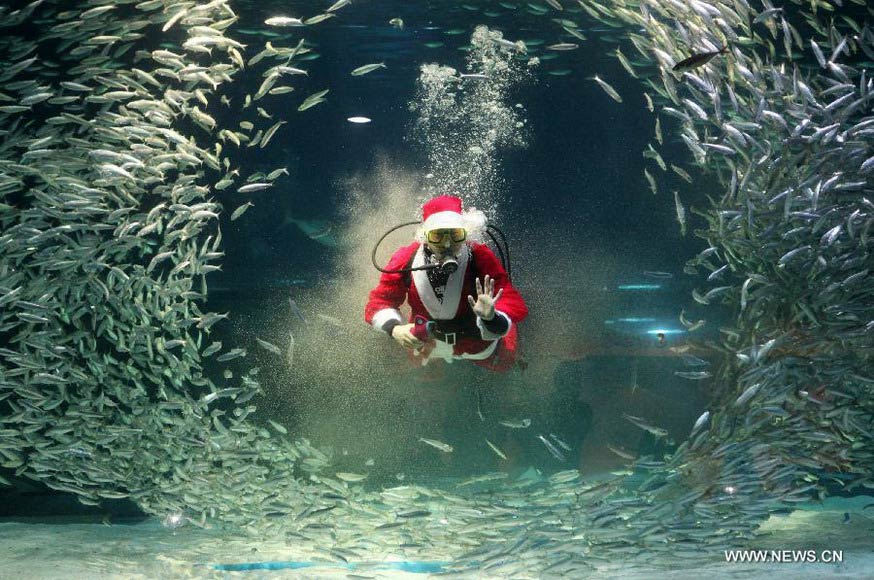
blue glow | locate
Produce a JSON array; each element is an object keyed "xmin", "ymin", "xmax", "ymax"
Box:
[
  {"xmin": 646, "ymin": 328, "xmax": 686, "ymax": 335},
  {"xmin": 604, "ymin": 317, "xmax": 659, "ymax": 325},
  {"xmin": 617, "ymin": 284, "xmax": 661, "ymax": 290}
]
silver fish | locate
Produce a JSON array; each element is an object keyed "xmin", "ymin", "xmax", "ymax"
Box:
[
  {"xmin": 485, "ymin": 439, "xmax": 508, "ymax": 460},
  {"xmin": 419, "ymin": 438, "xmax": 453, "ymax": 453},
  {"xmin": 537, "ymin": 434, "xmax": 566, "ymax": 461},
  {"xmin": 499, "ymin": 418, "xmax": 531, "ymax": 428},
  {"xmin": 590, "ymin": 74, "xmax": 622, "ymax": 103},
  {"xmin": 351, "ymin": 63, "xmax": 386, "ymax": 76}
]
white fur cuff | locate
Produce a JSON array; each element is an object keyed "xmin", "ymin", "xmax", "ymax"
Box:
[{"xmin": 372, "ymin": 308, "xmax": 403, "ymax": 331}]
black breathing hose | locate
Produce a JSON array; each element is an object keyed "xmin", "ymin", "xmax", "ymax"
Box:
[
  {"xmin": 371, "ymin": 221, "xmax": 437, "ymax": 274},
  {"xmin": 372, "ymin": 221, "xmax": 513, "ymax": 278},
  {"xmin": 485, "ymin": 224, "xmax": 512, "ymax": 283}
]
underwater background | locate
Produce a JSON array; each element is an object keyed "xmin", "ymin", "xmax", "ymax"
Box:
[{"xmin": 0, "ymin": 0, "xmax": 872, "ymax": 577}]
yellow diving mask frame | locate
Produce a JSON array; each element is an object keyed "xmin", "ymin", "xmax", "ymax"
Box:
[{"xmin": 426, "ymin": 228, "xmax": 467, "ymax": 244}]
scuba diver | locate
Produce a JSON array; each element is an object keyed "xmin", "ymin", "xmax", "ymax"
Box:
[{"xmin": 365, "ymin": 195, "xmax": 528, "ymax": 372}]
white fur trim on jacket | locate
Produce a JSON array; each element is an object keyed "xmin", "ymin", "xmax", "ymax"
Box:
[
  {"xmin": 371, "ymin": 308, "xmax": 403, "ymax": 331},
  {"xmin": 476, "ymin": 310, "xmax": 511, "ymax": 341},
  {"xmin": 415, "ymin": 337, "xmax": 499, "ymax": 365}
]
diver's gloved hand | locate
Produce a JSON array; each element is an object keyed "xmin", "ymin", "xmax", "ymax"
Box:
[
  {"xmin": 391, "ymin": 323, "xmax": 424, "ymax": 349},
  {"xmin": 468, "ymin": 275, "xmax": 503, "ymax": 321}
]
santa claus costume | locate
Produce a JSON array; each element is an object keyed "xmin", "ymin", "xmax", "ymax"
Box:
[{"xmin": 365, "ymin": 195, "xmax": 528, "ymax": 372}]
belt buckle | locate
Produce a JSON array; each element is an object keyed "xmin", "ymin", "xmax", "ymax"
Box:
[{"xmin": 444, "ymin": 332, "xmax": 456, "ymax": 346}]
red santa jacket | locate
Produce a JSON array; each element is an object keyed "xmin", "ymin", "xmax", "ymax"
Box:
[{"xmin": 365, "ymin": 241, "xmax": 528, "ymax": 364}]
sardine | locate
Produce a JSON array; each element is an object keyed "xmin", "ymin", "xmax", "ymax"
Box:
[
  {"xmin": 590, "ymin": 74, "xmax": 623, "ymax": 103},
  {"xmin": 419, "ymin": 438, "xmax": 453, "ymax": 453},
  {"xmin": 351, "ymin": 63, "xmax": 386, "ymax": 76},
  {"xmin": 537, "ymin": 434, "xmax": 566, "ymax": 461},
  {"xmin": 485, "ymin": 439, "xmax": 508, "ymax": 460},
  {"xmin": 499, "ymin": 418, "xmax": 531, "ymax": 428},
  {"xmin": 672, "ymin": 47, "xmax": 728, "ymax": 73}
]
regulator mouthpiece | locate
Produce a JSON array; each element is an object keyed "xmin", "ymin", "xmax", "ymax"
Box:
[{"xmin": 439, "ymin": 257, "xmax": 459, "ymax": 274}]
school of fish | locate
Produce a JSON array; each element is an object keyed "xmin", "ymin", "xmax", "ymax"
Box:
[{"xmin": 0, "ymin": 0, "xmax": 872, "ymax": 576}]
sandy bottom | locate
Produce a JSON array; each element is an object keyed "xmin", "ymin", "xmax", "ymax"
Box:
[{"xmin": 1, "ymin": 496, "xmax": 872, "ymax": 579}]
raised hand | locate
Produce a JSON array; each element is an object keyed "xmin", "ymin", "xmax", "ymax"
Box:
[{"xmin": 467, "ymin": 275, "xmax": 503, "ymax": 321}]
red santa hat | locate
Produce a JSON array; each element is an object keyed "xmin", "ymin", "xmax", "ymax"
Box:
[{"xmin": 422, "ymin": 195, "xmax": 465, "ymax": 231}]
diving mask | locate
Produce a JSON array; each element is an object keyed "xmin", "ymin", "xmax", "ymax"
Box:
[{"xmin": 426, "ymin": 228, "xmax": 467, "ymax": 244}]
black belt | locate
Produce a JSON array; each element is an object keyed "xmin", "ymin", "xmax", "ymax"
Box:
[{"xmin": 431, "ymin": 321, "xmax": 479, "ymax": 346}]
